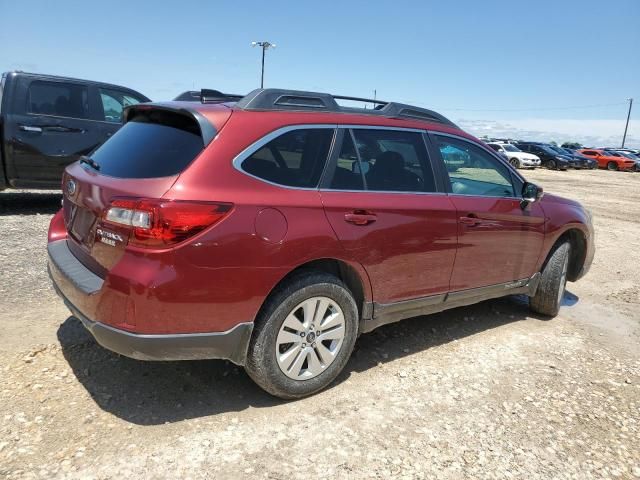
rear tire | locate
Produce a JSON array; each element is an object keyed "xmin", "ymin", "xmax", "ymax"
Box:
[
  {"xmin": 607, "ymin": 161, "xmax": 618, "ymax": 171},
  {"xmin": 245, "ymin": 271, "xmax": 359, "ymax": 399},
  {"xmin": 530, "ymin": 242, "xmax": 570, "ymax": 317}
]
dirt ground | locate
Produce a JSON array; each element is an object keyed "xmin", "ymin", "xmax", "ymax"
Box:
[{"xmin": 1, "ymin": 168, "xmax": 639, "ymax": 479}]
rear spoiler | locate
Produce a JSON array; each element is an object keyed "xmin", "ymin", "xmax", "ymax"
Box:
[{"xmin": 123, "ymin": 103, "xmax": 217, "ymax": 146}]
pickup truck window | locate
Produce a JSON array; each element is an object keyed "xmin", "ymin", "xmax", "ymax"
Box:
[
  {"xmin": 99, "ymin": 88, "xmax": 142, "ymax": 123},
  {"xmin": 27, "ymin": 81, "xmax": 89, "ymax": 119}
]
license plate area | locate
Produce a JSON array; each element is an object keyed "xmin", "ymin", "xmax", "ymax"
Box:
[{"xmin": 69, "ymin": 206, "xmax": 98, "ymax": 246}]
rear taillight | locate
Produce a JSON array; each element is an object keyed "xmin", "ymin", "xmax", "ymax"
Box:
[{"xmin": 104, "ymin": 199, "xmax": 233, "ymax": 248}]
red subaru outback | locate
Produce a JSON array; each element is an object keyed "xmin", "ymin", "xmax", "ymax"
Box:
[{"xmin": 48, "ymin": 89, "xmax": 595, "ymax": 398}]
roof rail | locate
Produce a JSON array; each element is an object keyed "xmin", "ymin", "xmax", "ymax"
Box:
[
  {"xmin": 235, "ymin": 89, "xmax": 457, "ymax": 127},
  {"xmin": 200, "ymin": 89, "xmax": 244, "ymax": 104}
]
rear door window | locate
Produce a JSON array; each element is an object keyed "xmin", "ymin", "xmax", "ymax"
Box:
[
  {"xmin": 353, "ymin": 129, "xmax": 435, "ymax": 192},
  {"xmin": 99, "ymin": 88, "xmax": 143, "ymax": 123},
  {"xmin": 329, "ymin": 131, "xmax": 365, "ymax": 190},
  {"xmin": 27, "ymin": 81, "xmax": 89, "ymax": 119},
  {"xmin": 241, "ymin": 128, "xmax": 334, "ymax": 188},
  {"xmin": 88, "ymin": 110, "xmax": 204, "ymax": 178}
]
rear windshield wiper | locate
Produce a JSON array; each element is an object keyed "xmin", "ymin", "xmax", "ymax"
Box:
[{"xmin": 80, "ymin": 155, "xmax": 101, "ymax": 171}]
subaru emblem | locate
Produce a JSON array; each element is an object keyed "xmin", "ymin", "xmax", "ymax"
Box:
[{"xmin": 66, "ymin": 179, "xmax": 76, "ymax": 196}]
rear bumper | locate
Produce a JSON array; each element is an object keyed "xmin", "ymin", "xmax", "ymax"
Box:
[{"xmin": 47, "ymin": 239, "xmax": 253, "ymax": 365}]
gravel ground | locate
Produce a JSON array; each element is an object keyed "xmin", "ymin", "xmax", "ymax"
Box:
[{"xmin": 1, "ymin": 169, "xmax": 639, "ymax": 479}]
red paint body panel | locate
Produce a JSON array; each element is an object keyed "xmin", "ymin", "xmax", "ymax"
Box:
[
  {"xmin": 320, "ymin": 190, "xmax": 458, "ymax": 302},
  {"xmin": 448, "ymin": 196, "xmax": 546, "ymax": 290}
]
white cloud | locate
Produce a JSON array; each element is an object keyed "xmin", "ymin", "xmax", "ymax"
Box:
[{"xmin": 457, "ymin": 118, "xmax": 640, "ymax": 149}]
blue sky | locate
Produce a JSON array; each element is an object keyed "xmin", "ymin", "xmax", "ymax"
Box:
[{"xmin": 1, "ymin": 0, "xmax": 639, "ymax": 146}]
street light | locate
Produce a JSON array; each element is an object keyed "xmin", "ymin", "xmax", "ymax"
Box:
[{"xmin": 251, "ymin": 41, "xmax": 276, "ymax": 88}]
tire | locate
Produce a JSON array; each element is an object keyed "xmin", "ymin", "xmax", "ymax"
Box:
[
  {"xmin": 510, "ymin": 158, "xmax": 521, "ymax": 169},
  {"xmin": 607, "ymin": 161, "xmax": 618, "ymax": 171},
  {"xmin": 245, "ymin": 271, "xmax": 359, "ymax": 399},
  {"xmin": 547, "ymin": 159, "xmax": 557, "ymax": 170},
  {"xmin": 530, "ymin": 242, "xmax": 570, "ymax": 317}
]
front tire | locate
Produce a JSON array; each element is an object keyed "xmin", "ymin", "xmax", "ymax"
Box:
[
  {"xmin": 510, "ymin": 158, "xmax": 521, "ymax": 169},
  {"xmin": 607, "ymin": 161, "xmax": 618, "ymax": 171},
  {"xmin": 547, "ymin": 159, "xmax": 557, "ymax": 170},
  {"xmin": 530, "ymin": 242, "xmax": 570, "ymax": 317},
  {"xmin": 245, "ymin": 271, "xmax": 359, "ymax": 399}
]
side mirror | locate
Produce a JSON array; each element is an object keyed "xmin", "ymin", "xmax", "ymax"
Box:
[{"xmin": 521, "ymin": 182, "xmax": 543, "ymax": 209}]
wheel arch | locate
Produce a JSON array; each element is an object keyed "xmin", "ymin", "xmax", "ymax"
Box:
[
  {"xmin": 255, "ymin": 258, "xmax": 373, "ymax": 324},
  {"xmin": 543, "ymin": 228, "xmax": 588, "ymax": 282}
]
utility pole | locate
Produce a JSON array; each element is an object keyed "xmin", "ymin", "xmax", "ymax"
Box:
[
  {"xmin": 622, "ymin": 98, "xmax": 633, "ymax": 148},
  {"xmin": 251, "ymin": 41, "xmax": 276, "ymax": 88}
]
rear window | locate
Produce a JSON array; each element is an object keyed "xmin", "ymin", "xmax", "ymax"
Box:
[{"xmin": 89, "ymin": 110, "xmax": 204, "ymax": 178}]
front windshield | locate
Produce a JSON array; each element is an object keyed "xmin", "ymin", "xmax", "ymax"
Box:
[
  {"xmin": 502, "ymin": 144, "xmax": 520, "ymax": 152},
  {"xmin": 548, "ymin": 145, "xmax": 567, "ymax": 155},
  {"xmin": 542, "ymin": 145, "xmax": 562, "ymax": 155}
]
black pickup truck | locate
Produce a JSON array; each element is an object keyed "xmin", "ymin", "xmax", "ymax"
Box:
[{"xmin": 0, "ymin": 71, "xmax": 150, "ymax": 190}]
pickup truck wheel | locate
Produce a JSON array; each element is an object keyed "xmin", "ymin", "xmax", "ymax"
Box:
[
  {"xmin": 607, "ymin": 161, "xmax": 618, "ymax": 171},
  {"xmin": 245, "ymin": 271, "xmax": 358, "ymax": 399},
  {"xmin": 510, "ymin": 158, "xmax": 521, "ymax": 168},
  {"xmin": 530, "ymin": 242, "xmax": 570, "ymax": 317}
]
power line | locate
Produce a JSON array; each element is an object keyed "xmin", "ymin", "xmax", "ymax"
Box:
[{"xmin": 394, "ymin": 99, "xmax": 629, "ymax": 113}]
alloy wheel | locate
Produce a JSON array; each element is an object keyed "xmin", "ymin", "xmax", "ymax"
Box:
[{"xmin": 275, "ymin": 297, "xmax": 346, "ymax": 380}]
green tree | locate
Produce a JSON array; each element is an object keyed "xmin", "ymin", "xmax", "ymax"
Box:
[{"xmin": 561, "ymin": 141, "xmax": 583, "ymax": 149}]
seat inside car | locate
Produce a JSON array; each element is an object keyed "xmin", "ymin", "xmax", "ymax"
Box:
[{"xmin": 366, "ymin": 151, "xmax": 424, "ymax": 191}]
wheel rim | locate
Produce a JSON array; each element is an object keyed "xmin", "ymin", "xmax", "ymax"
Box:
[
  {"xmin": 557, "ymin": 255, "xmax": 569, "ymax": 305},
  {"xmin": 608, "ymin": 162, "xmax": 617, "ymax": 171},
  {"xmin": 510, "ymin": 158, "xmax": 519, "ymax": 168},
  {"xmin": 549, "ymin": 160, "xmax": 556, "ymax": 169},
  {"xmin": 275, "ymin": 297, "xmax": 346, "ymax": 381}
]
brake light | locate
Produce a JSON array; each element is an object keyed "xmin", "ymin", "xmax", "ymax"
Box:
[{"xmin": 104, "ymin": 199, "xmax": 233, "ymax": 248}]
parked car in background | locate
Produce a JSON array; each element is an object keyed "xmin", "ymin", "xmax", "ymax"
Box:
[
  {"xmin": 555, "ymin": 147, "xmax": 597, "ymax": 169},
  {"xmin": 0, "ymin": 71, "xmax": 150, "ymax": 190},
  {"xmin": 516, "ymin": 142, "xmax": 572, "ymax": 170},
  {"xmin": 577, "ymin": 149, "xmax": 636, "ymax": 171},
  {"xmin": 486, "ymin": 142, "xmax": 541, "ymax": 169},
  {"xmin": 604, "ymin": 149, "xmax": 640, "ymax": 172},
  {"xmin": 47, "ymin": 88, "xmax": 594, "ymax": 399}
]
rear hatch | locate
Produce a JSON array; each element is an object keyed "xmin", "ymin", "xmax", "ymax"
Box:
[{"xmin": 63, "ymin": 104, "xmax": 228, "ymax": 273}]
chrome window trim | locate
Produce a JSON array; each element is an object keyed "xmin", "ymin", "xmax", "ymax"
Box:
[
  {"xmin": 231, "ymin": 124, "xmax": 338, "ymax": 191},
  {"xmin": 319, "ymin": 188, "xmax": 447, "ymax": 196},
  {"xmin": 232, "ymin": 123, "xmax": 442, "ymax": 194}
]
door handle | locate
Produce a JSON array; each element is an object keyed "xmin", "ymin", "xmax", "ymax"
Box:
[
  {"xmin": 344, "ymin": 211, "xmax": 377, "ymax": 226},
  {"xmin": 19, "ymin": 125, "xmax": 42, "ymax": 133},
  {"xmin": 459, "ymin": 215, "xmax": 482, "ymax": 226}
]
